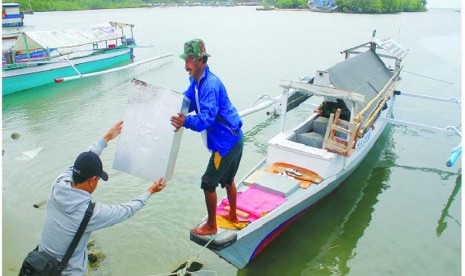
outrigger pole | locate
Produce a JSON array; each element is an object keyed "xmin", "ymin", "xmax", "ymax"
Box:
[
  {"xmin": 237, "ymin": 87, "xmax": 312, "ymax": 119},
  {"xmin": 387, "ymin": 90, "xmax": 462, "ymax": 167},
  {"xmin": 382, "ymin": 117, "xmax": 461, "ymax": 137},
  {"xmin": 54, "ymin": 53, "xmax": 174, "ymax": 83},
  {"xmin": 239, "ymin": 95, "xmax": 278, "ymax": 117},
  {"xmin": 386, "ymin": 90, "xmax": 462, "ymax": 137},
  {"xmin": 395, "ymin": 90, "xmax": 462, "ymax": 108}
]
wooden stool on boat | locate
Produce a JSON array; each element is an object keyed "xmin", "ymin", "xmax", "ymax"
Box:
[{"xmin": 322, "ymin": 109, "xmax": 361, "ymax": 157}]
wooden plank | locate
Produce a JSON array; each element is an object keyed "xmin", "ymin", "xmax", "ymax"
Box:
[
  {"xmin": 326, "ymin": 140, "xmax": 347, "ymax": 151},
  {"xmin": 332, "ymin": 124, "xmax": 351, "ymax": 135},
  {"xmin": 322, "ymin": 108, "xmax": 360, "ymax": 157},
  {"xmin": 323, "ymin": 112, "xmax": 334, "ymax": 150},
  {"xmin": 266, "ymin": 162, "xmax": 323, "ymax": 184},
  {"xmin": 223, "ymin": 206, "xmax": 250, "ymax": 219}
]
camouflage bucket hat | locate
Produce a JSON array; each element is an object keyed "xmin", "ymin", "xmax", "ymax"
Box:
[{"xmin": 180, "ymin": 39, "xmax": 211, "ymax": 60}]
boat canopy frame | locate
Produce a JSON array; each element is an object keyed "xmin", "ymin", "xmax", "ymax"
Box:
[
  {"xmin": 12, "ymin": 22, "xmax": 134, "ymax": 53},
  {"xmin": 341, "ymin": 36, "xmax": 408, "ymax": 71},
  {"xmin": 279, "ymin": 38, "xmax": 403, "ymax": 137}
]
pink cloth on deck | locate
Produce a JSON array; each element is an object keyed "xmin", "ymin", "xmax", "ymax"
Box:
[{"xmin": 217, "ymin": 186, "xmax": 287, "ymax": 222}]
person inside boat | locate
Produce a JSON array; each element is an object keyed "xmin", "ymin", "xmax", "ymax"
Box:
[
  {"xmin": 315, "ymin": 99, "xmax": 350, "ymax": 121},
  {"xmin": 33, "ymin": 121, "xmax": 166, "ymax": 275},
  {"xmin": 170, "ymin": 39, "xmax": 244, "ymax": 236}
]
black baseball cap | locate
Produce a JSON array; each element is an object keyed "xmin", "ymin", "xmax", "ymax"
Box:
[{"xmin": 72, "ymin": 151, "xmax": 108, "ymax": 182}]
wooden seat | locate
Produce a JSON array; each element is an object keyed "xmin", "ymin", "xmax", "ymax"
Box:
[{"xmin": 322, "ymin": 109, "xmax": 361, "ymax": 157}]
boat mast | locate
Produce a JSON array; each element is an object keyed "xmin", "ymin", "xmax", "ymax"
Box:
[{"xmin": 22, "ymin": 34, "xmax": 31, "ymax": 62}]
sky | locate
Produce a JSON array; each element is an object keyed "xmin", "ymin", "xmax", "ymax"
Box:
[{"xmin": 426, "ymin": 0, "xmax": 461, "ymax": 9}]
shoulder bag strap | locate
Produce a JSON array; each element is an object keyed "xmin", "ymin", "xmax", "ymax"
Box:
[{"xmin": 60, "ymin": 201, "xmax": 95, "ymax": 267}]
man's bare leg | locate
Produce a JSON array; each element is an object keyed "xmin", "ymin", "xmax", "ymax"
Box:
[
  {"xmin": 192, "ymin": 190, "xmax": 217, "ymax": 235},
  {"xmin": 225, "ymin": 181, "xmax": 238, "ymax": 223}
]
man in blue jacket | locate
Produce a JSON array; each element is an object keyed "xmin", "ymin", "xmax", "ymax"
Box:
[
  {"xmin": 171, "ymin": 39, "xmax": 244, "ymax": 236},
  {"xmin": 38, "ymin": 121, "xmax": 166, "ymax": 275}
]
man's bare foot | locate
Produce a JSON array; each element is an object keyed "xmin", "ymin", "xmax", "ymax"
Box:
[
  {"xmin": 222, "ymin": 213, "xmax": 239, "ymax": 223},
  {"xmin": 191, "ymin": 223, "xmax": 217, "ymax": 235}
]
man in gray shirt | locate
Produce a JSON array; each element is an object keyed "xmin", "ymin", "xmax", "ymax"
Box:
[{"xmin": 37, "ymin": 121, "xmax": 166, "ymax": 275}]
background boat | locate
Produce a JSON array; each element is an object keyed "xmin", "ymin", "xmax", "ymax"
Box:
[
  {"xmin": 2, "ymin": 2, "xmax": 24, "ymax": 27},
  {"xmin": 2, "ymin": 22, "xmax": 137, "ymax": 95},
  {"xmin": 307, "ymin": 0, "xmax": 338, "ymax": 12},
  {"xmin": 2, "ymin": 29, "xmax": 21, "ymax": 40}
]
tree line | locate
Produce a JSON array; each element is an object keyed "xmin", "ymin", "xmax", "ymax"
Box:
[
  {"xmin": 336, "ymin": 0, "xmax": 426, "ymax": 13},
  {"xmin": 5, "ymin": 0, "xmax": 426, "ymax": 12},
  {"xmin": 274, "ymin": 0, "xmax": 426, "ymax": 12},
  {"xmin": 5, "ymin": 0, "xmax": 147, "ymax": 12}
]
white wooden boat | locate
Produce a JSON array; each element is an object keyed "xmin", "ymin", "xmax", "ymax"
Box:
[{"xmin": 190, "ymin": 36, "xmax": 410, "ymax": 269}]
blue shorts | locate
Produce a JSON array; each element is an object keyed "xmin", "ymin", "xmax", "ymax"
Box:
[{"xmin": 201, "ymin": 135, "xmax": 244, "ymax": 193}]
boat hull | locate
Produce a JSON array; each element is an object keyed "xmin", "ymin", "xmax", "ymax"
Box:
[
  {"xmin": 208, "ymin": 97, "xmax": 393, "ymax": 269},
  {"xmin": 2, "ymin": 48, "xmax": 131, "ymax": 95},
  {"xmin": 2, "ymin": 20, "xmax": 24, "ymax": 27},
  {"xmin": 2, "ymin": 32, "xmax": 20, "ymax": 40},
  {"xmin": 215, "ymin": 175, "xmax": 347, "ymax": 268}
]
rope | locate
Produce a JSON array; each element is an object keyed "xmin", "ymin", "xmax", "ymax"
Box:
[
  {"xmin": 147, "ymin": 235, "xmax": 216, "ymax": 276},
  {"xmin": 176, "ymin": 236, "xmax": 216, "ymax": 276},
  {"xmin": 147, "ymin": 273, "xmax": 177, "ymax": 276},
  {"xmin": 403, "ymin": 70, "xmax": 454, "ymax": 85},
  {"xmin": 252, "ymin": 93, "xmax": 273, "ymax": 106},
  {"xmin": 189, "ymin": 270, "xmax": 218, "ymax": 276}
]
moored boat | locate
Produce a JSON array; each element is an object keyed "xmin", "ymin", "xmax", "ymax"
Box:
[
  {"xmin": 2, "ymin": 30, "xmax": 20, "ymax": 40},
  {"xmin": 2, "ymin": 3, "xmax": 24, "ymax": 27},
  {"xmin": 256, "ymin": 6, "xmax": 275, "ymax": 11},
  {"xmin": 307, "ymin": 0, "xmax": 338, "ymax": 12},
  {"xmin": 189, "ymin": 35, "xmax": 409, "ymax": 269},
  {"xmin": 2, "ymin": 22, "xmax": 137, "ymax": 95}
]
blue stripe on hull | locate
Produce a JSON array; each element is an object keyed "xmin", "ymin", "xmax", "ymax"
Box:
[
  {"xmin": 2, "ymin": 22, "xmax": 23, "ymax": 27},
  {"xmin": 3, "ymin": 14, "xmax": 23, "ymax": 18},
  {"xmin": 2, "ymin": 51, "xmax": 131, "ymax": 95}
]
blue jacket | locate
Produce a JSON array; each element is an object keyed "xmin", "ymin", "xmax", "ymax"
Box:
[
  {"xmin": 39, "ymin": 138, "xmax": 152, "ymax": 276},
  {"xmin": 183, "ymin": 65, "xmax": 243, "ymax": 157}
]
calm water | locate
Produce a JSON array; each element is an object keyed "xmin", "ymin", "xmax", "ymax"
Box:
[{"xmin": 2, "ymin": 7, "xmax": 461, "ymax": 276}]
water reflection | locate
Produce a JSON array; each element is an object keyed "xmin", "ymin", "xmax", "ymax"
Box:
[
  {"xmin": 243, "ymin": 115, "xmax": 278, "ymax": 155},
  {"xmin": 238, "ymin": 127, "xmax": 395, "ymax": 276},
  {"xmin": 436, "ymin": 173, "xmax": 461, "ymax": 237}
]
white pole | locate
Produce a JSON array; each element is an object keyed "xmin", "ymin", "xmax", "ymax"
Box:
[
  {"xmin": 239, "ymin": 99, "xmax": 278, "ymax": 118},
  {"xmin": 382, "ymin": 118, "xmax": 461, "ymax": 137},
  {"xmin": 398, "ymin": 91, "xmax": 461, "ymax": 107},
  {"xmin": 54, "ymin": 53, "xmax": 173, "ymax": 83}
]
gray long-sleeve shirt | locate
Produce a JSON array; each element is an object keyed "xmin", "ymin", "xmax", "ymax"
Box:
[{"xmin": 38, "ymin": 138, "xmax": 151, "ymax": 276}]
